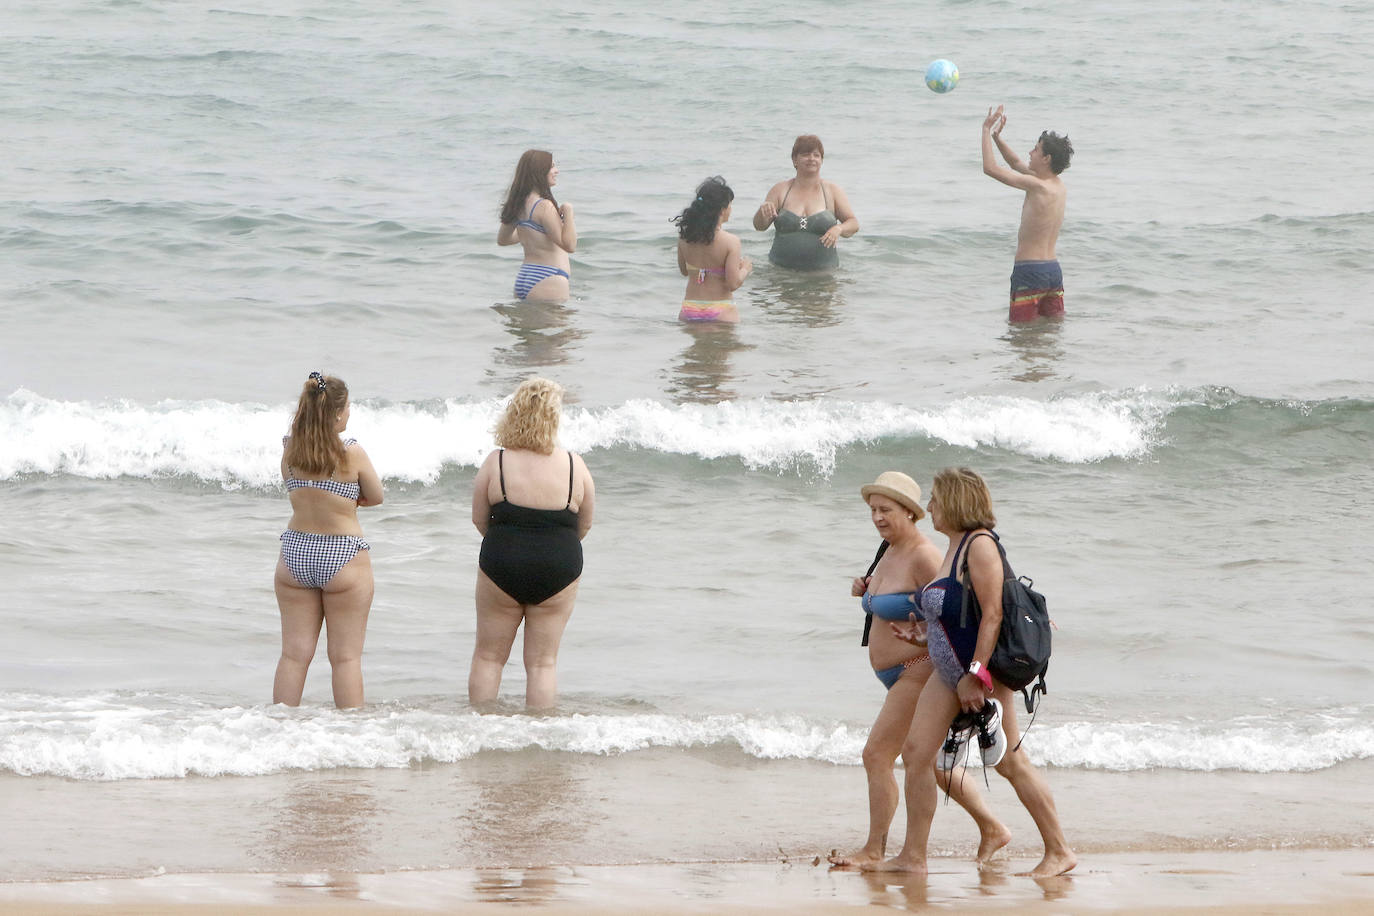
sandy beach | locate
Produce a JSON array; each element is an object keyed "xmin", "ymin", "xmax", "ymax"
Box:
[{"xmin": 1, "ymin": 849, "xmax": 1373, "ymax": 914}]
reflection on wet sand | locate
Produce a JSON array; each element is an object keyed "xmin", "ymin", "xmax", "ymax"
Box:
[
  {"xmin": 490, "ymin": 299, "xmax": 586, "ymax": 374},
  {"xmin": 256, "ymin": 774, "xmax": 377, "ymax": 877},
  {"xmin": 473, "ymin": 866, "xmax": 569, "ymax": 905},
  {"xmin": 453, "ymin": 748, "xmax": 590, "ymax": 867},
  {"xmin": 750, "ymin": 268, "xmax": 846, "ymax": 328},
  {"xmin": 664, "ymin": 322, "xmax": 753, "ymax": 404},
  {"xmin": 1001, "ymin": 319, "xmax": 1065, "ymax": 383}
]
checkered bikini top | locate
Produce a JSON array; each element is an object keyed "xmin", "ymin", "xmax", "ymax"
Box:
[{"xmin": 283, "ymin": 436, "xmax": 361, "ymax": 501}]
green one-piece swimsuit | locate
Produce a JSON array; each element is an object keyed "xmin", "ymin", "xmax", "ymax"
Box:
[{"xmin": 768, "ymin": 180, "xmax": 839, "ymax": 270}]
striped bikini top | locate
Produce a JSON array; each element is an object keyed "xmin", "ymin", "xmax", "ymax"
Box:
[
  {"xmin": 283, "ymin": 436, "xmax": 361, "ymax": 501},
  {"xmin": 516, "ymin": 199, "xmax": 550, "ymax": 233}
]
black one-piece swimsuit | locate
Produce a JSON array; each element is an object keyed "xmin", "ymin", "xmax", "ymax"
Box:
[{"xmin": 478, "ymin": 450, "xmax": 583, "ymax": 605}]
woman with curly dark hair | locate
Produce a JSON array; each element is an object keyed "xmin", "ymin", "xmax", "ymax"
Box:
[{"xmin": 672, "ymin": 176, "xmax": 753, "ymax": 323}]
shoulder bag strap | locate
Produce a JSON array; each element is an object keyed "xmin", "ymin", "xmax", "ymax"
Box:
[{"xmin": 859, "ymin": 540, "xmax": 890, "ymax": 647}]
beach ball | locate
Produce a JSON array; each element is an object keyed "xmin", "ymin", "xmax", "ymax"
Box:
[{"xmin": 925, "ymin": 59, "xmax": 959, "ymax": 93}]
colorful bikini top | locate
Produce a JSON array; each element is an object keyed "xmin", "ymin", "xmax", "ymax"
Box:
[
  {"xmin": 489, "ymin": 448, "xmax": 579, "ymax": 530},
  {"xmin": 516, "ymin": 199, "xmax": 551, "ymax": 234},
  {"xmin": 283, "ymin": 436, "xmax": 361, "ymax": 501},
  {"xmin": 862, "ymin": 590, "xmax": 919, "ymax": 621},
  {"xmin": 774, "ymin": 180, "xmax": 837, "ymax": 236},
  {"xmin": 685, "ymin": 263, "xmax": 727, "ymax": 284}
]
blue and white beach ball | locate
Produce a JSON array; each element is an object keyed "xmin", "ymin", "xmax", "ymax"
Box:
[{"xmin": 925, "ymin": 59, "xmax": 959, "ymax": 94}]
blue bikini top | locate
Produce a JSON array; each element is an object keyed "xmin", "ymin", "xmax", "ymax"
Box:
[
  {"xmin": 516, "ymin": 199, "xmax": 550, "ymax": 233},
  {"xmin": 862, "ymin": 590, "xmax": 919, "ymax": 621},
  {"xmin": 283, "ymin": 436, "xmax": 361, "ymax": 501}
]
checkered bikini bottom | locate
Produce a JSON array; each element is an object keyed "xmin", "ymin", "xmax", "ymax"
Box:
[{"xmin": 280, "ymin": 530, "xmax": 370, "ymax": 589}]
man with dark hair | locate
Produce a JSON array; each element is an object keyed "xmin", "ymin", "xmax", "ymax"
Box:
[{"xmin": 981, "ymin": 105, "xmax": 1074, "ymax": 322}]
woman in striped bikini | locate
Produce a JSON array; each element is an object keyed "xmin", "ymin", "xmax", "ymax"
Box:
[
  {"xmin": 498, "ymin": 149, "xmax": 577, "ymax": 302},
  {"xmin": 274, "ymin": 371, "xmax": 384, "ymax": 709},
  {"xmin": 672, "ymin": 176, "xmax": 752, "ymax": 322}
]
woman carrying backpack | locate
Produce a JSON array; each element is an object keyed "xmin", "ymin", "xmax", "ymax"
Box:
[{"xmin": 869, "ymin": 467, "xmax": 1076, "ymax": 878}]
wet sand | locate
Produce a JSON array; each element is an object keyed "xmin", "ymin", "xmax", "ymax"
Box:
[{"xmin": 1, "ymin": 849, "xmax": 1372, "ymax": 914}]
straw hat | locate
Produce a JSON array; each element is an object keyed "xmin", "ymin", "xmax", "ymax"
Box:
[{"xmin": 860, "ymin": 471, "xmax": 926, "ymax": 520}]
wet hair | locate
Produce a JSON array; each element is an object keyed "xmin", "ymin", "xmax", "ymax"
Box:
[
  {"xmin": 285, "ymin": 372, "xmax": 350, "ymax": 476},
  {"xmin": 931, "ymin": 467, "xmax": 997, "ymax": 532},
  {"xmin": 494, "ymin": 377, "xmax": 563, "ymax": 455},
  {"xmin": 1038, "ymin": 131, "xmax": 1074, "ymax": 174},
  {"xmin": 671, "ymin": 176, "xmax": 734, "ymax": 245},
  {"xmin": 791, "ymin": 134, "xmax": 824, "ymax": 160},
  {"xmin": 500, "ymin": 149, "xmax": 560, "ymax": 225}
]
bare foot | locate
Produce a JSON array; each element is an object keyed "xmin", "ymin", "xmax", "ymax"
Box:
[
  {"xmin": 861, "ymin": 855, "xmax": 929, "ymax": 876},
  {"xmin": 975, "ymin": 824, "xmax": 1013, "ymax": 865},
  {"xmin": 828, "ymin": 846, "xmax": 884, "ymax": 868},
  {"xmin": 1019, "ymin": 849, "xmax": 1077, "ymax": 877}
]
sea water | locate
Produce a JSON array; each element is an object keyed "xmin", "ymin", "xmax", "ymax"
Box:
[{"xmin": 2, "ymin": 0, "xmax": 1372, "ymax": 879}]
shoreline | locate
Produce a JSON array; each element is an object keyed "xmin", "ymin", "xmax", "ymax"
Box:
[{"xmin": 2, "ymin": 850, "xmax": 1372, "ymax": 914}]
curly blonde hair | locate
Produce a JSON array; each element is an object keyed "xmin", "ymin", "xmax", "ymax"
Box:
[
  {"xmin": 931, "ymin": 467, "xmax": 997, "ymax": 532},
  {"xmin": 493, "ymin": 377, "xmax": 563, "ymax": 454}
]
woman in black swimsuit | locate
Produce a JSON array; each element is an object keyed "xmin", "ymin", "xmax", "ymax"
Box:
[{"xmin": 469, "ymin": 377, "xmax": 595, "ymax": 708}]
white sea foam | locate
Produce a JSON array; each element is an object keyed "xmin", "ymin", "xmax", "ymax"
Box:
[
  {"xmin": 1, "ymin": 693, "xmax": 1369, "ymax": 781},
  {"xmin": 1, "ymin": 387, "xmax": 1177, "ymax": 485}
]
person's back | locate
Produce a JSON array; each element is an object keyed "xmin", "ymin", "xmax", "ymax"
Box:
[
  {"xmin": 485, "ymin": 446, "xmax": 584, "ymax": 513},
  {"xmin": 679, "ymin": 233, "xmax": 737, "ymax": 303},
  {"xmin": 515, "ymin": 193, "xmax": 573, "ymax": 272}
]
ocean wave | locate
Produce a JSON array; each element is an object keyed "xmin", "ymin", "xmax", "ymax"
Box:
[
  {"xmin": 3, "ymin": 387, "xmax": 1368, "ymax": 485},
  {"xmin": 0, "ymin": 387, "xmax": 1200, "ymax": 486},
  {"xmin": 1, "ymin": 693, "xmax": 1369, "ymax": 780}
]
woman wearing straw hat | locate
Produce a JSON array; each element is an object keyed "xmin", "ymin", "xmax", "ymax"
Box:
[
  {"xmin": 829, "ymin": 471, "xmax": 1010, "ymax": 868},
  {"xmin": 870, "ymin": 467, "xmax": 1075, "ymax": 877}
]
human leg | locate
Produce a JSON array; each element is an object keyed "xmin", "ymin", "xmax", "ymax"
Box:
[
  {"xmin": 468, "ymin": 570, "xmax": 525, "ymax": 704},
  {"xmin": 864, "ymin": 678, "xmax": 961, "ymax": 874},
  {"xmin": 273, "ymin": 557, "xmax": 324, "ymax": 706},
  {"xmin": 937, "ymin": 756, "xmax": 1012, "ymax": 864},
  {"xmin": 992, "ymin": 683, "xmax": 1076, "ymax": 876},
  {"xmin": 828, "ymin": 668, "xmax": 925, "ymax": 867},
  {"xmin": 321, "ymin": 549, "xmax": 374, "ymax": 709},
  {"xmin": 521, "ymin": 579, "xmax": 579, "ymax": 708}
]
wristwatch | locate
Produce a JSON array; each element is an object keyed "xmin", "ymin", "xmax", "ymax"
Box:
[{"xmin": 967, "ymin": 661, "xmax": 993, "ymax": 691}]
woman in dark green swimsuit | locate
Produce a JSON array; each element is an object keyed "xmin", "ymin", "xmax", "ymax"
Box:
[{"xmin": 753, "ymin": 134, "xmax": 859, "ymax": 270}]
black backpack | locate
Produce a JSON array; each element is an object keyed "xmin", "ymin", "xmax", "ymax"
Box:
[{"xmin": 959, "ymin": 531, "xmax": 1050, "ymax": 713}]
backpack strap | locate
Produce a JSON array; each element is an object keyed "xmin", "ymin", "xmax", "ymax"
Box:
[
  {"xmin": 958, "ymin": 530, "xmax": 1020, "ymax": 628},
  {"xmin": 859, "ymin": 540, "xmax": 890, "ymax": 647}
]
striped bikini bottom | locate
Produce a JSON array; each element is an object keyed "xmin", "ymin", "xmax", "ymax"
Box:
[{"xmin": 514, "ymin": 263, "xmax": 571, "ymax": 300}]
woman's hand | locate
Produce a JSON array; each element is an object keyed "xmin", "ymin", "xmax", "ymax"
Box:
[
  {"xmin": 851, "ymin": 575, "xmax": 869, "ymax": 598},
  {"xmin": 956, "ymin": 673, "xmax": 989, "ymax": 713},
  {"xmin": 889, "ymin": 612, "xmax": 928, "ymax": 647},
  {"xmin": 558, "ymin": 202, "xmax": 574, "ymax": 220},
  {"xmin": 757, "ymin": 200, "xmax": 777, "ymax": 222},
  {"xmin": 821, "ymin": 225, "xmax": 842, "ymax": 248}
]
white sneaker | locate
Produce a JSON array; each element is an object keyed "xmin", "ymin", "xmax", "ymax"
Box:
[
  {"xmin": 975, "ymin": 698, "xmax": 1007, "ymax": 767},
  {"xmin": 936, "ymin": 718, "xmax": 974, "ymax": 771}
]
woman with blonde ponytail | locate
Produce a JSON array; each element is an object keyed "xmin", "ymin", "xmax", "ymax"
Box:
[{"xmin": 274, "ymin": 371, "xmax": 383, "ymax": 709}]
